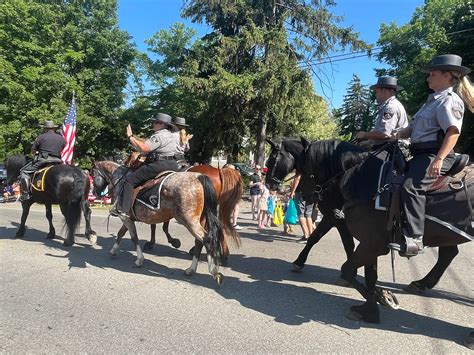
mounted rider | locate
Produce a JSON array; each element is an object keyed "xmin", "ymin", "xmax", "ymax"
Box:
[
  {"xmin": 173, "ymin": 116, "xmax": 193, "ymax": 168},
  {"xmin": 19, "ymin": 120, "xmax": 66, "ymax": 201},
  {"xmin": 390, "ymin": 54, "xmax": 474, "ymax": 256},
  {"xmin": 111, "ymin": 113, "xmax": 179, "ymax": 218},
  {"xmin": 356, "ymin": 76, "xmax": 408, "ymax": 149}
]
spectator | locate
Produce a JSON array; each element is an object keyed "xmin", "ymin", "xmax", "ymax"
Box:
[
  {"xmin": 257, "ymin": 183, "xmax": 270, "ymax": 228},
  {"xmin": 289, "ymin": 174, "xmax": 314, "ymax": 243},
  {"xmin": 266, "ymin": 188, "xmax": 277, "ymax": 227},
  {"xmin": 249, "ymin": 165, "xmax": 262, "ymax": 220}
]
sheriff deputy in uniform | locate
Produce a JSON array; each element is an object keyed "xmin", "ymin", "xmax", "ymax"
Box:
[
  {"xmin": 391, "ymin": 54, "xmax": 474, "ymax": 256},
  {"xmin": 19, "ymin": 120, "xmax": 66, "ymax": 201},
  {"xmin": 356, "ymin": 76, "xmax": 408, "ymax": 147},
  {"xmin": 173, "ymin": 116, "xmax": 193, "ymax": 167},
  {"xmin": 112, "ymin": 113, "xmax": 179, "ymax": 218}
]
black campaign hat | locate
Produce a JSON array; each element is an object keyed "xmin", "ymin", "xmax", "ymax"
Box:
[
  {"xmin": 173, "ymin": 117, "xmax": 189, "ymax": 127},
  {"xmin": 152, "ymin": 113, "xmax": 172, "ymax": 124},
  {"xmin": 39, "ymin": 120, "xmax": 60, "ymax": 129},
  {"xmin": 421, "ymin": 54, "xmax": 471, "ymax": 75},
  {"xmin": 369, "ymin": 76, "xmax": 403, "ymax": 91}
]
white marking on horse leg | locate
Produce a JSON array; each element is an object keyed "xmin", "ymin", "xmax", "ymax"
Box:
[
  {"xmin": 89, "ymin": 233, "xmax": 97, "ymax": 245},
  {"xmin": 185, "ymin": 256, "xmax": 199, "ymax": 276},
  {"xmin": 135, "ymin": 244, "xmax": 144, "ymax": 267},
  {"xmin": 110, "ymin": 242, "xmax": 119, "ymax": 256},
  {"xmin": 207, "ymin": 254, "xmax": 218, "ymax": 276}
]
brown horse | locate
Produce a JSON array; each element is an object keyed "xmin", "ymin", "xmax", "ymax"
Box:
[
  {"xmin": 118, "ymin": 152, "xmax": 243, "ymax": 258},
  {"xmin": 92, "ymin": 161, "xmax": 227, "ymax": 285}
]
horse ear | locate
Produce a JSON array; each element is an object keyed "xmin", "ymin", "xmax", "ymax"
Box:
[
  {"xmin": 266, "ymin": 139, "xmax": 276, "ymax": 149},
  {"xmin": 300, "ymin": 136, "xmax": 311, "ymax": 149}
]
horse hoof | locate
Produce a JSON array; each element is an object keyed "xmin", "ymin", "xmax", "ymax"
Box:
[
  {"xmin": 184, "ymin": 268, "xmax": 193, "ymax": 276},
  {"xmin": 335, "ymin": 277, "xmax": 352, "ymax": 287},
  {"xmin": 134, "ymin": 260, "xmax": 144, "ymax": 268},
  {"xmin": 346, "ymin": 304, "xmax": 380, "ymax": 324},
  {"xmin": 404, "ymin": 281, "xmax": 426, "ymax": 294},
  {"xmin": 15, "ymin": 233, "xmax": 25, "ymax": 239},
  {"xmin": 88, "ymin": 234, "xmax": 97, "ymax": 245},
  {"xmin": 46, "ymin": 234, "xmax": 55, "ymax": 240},
  {"xmin": 143, "ymin": 242, "xmax": 154, "ymax": 251},
  {"xmin": 171, "ymin": 239, "xmax": 181, "ymax": 249},
  {"xmin": 63, "ymin": 240, "xmax": 74, "ymax": 247},
  {"xmin": 215, "ymin": 272, "xmax": 224, "ymax": 286},
  {"xmin": 291, "ymin": 263, "xmax": 304, "ymax": 273},
  {"xmin": 376, "ymin": 289, "xmax": 399, "ymax": 310}
]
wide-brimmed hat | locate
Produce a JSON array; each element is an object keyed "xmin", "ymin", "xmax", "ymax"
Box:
[
  {"xmin": 152, "ymin": 113, "xmax": 172, "ymax": 124},
  {"xmin": 39, "ymin": 120, "xmax": 60, "ymax": 129},
  {"xmin": 370, "ymin": 76, "xmax": 403, "ymax": 91},
  {"xmin": 173, "ymin": 117, "xmax": 189, "ymax": 127},
  {"xmin": 421, "ymin": 54, "xmax": 471, "ymax": 75}
]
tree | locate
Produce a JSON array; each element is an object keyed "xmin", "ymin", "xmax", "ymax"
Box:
[
  {"xmin": 0, "ymin": 0, "xmax": 137, "ymax": 166},
  {"xmin": 142, "ymin": 1, "xmax": 367, "ymax": 164},
  {"xmin": 376, "ymin": 0, "xmax": 474, "ymax": 153},
  {"xmin": 336, "ymin": 75, "xmax": 373, "ymax": 136}
]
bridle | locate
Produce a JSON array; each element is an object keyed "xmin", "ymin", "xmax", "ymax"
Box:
[{"xmin": 267, "ymin": 141, "xmax": 298, "ymax": 186}]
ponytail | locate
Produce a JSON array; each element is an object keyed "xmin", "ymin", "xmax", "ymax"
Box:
[{"xmin": 451, "ymin": 72, "xmax": 474, "ymax": 112}]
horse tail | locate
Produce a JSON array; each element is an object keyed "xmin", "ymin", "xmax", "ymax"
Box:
[
  {"xmin": 218, "ymin": 168, "xmax": 243, "ymax": 248},
  {"xmin": 63, "ymin": 169, "xmax": 86, "ymax": 237},
  {"xmin": 198, "ymin": 174, "xmax": 224, "ymax": 260}
]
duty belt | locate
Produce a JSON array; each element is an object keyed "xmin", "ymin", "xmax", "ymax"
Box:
[{"xmin": 410, "ymin": 141, "xmax": 440, "ymax": 155}]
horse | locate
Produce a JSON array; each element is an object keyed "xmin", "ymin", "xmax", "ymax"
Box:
[
  {"xmin": 114, "ymin": 153, "xmax": 243, "ymax": 257},
  {"xmin": 265, "ymin": 138, "xmax": 469, "ymax": 297},
  {"xmin": 92, "ymin": 160, "xmax": 226, "ymax": 285},
  {"xmin": 285, "ymin": 138, "xmax": 472, "ymax": 323},
  {"xmin": 5, "ymin": 154, "xmax": 96, "ymax": 246}
]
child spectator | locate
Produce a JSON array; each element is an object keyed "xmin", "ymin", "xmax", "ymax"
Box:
[
  {"xmin": 266, "ymin": 188, "xmax": 277, "ymax": 227},
  {"xmin": 257, "ymin": 183, "xmax": 270, "ymax": 228}
]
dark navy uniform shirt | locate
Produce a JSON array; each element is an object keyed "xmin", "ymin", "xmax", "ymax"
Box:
[{"xmin": 32, "ymin": 130, "xmax": 66, "ymax": 158}]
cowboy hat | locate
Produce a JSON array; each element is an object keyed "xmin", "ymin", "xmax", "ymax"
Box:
[
  {"xmin": 151, "ymin": 113, "xmax": 172, "ymax": 124},
  {"xmin": 173, "ymin": 117, "xmax": 189, "ymax": 127},
  {"xmin": 39, "ymin": 120, "xmax": 60, "ymax": 129},
  {"xmin": 421, "ymin": 54, "xmax": 471, "ymax": 75},
  {"xmin": 369, "ymin": 76, "xmax": 403, "ymax": 91}
]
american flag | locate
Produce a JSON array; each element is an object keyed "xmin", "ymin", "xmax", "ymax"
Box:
[{"xmin": 60, "ymin": 98, "xmax": 77, "ymax": 164}]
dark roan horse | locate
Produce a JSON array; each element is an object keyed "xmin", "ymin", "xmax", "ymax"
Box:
[
  {"xmin": 92, "ymin": 161, "xmax": 227, "ymax": 285},
  {"xmin": 5, "ymin": 154, "xmax": 96, "ymax": 246},
  {"xmin": 113, "ymin": 153, "xmax": 243, "ymax": 259},
  {"xmin": 266, "ymin": 138, "xmax": 473, "ymax": 323}
]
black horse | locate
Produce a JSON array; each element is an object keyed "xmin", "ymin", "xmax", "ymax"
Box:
[
  {"xmin": 267, "ymin": 138, "xmax": 472, "ymax": 323},
  {"xmin": 5, "ymin": 154, "xmax": 96, "ymax": 246},
  {"xmin": 265, "ymin": 138, "xmax": 467, "ymax": 294}
]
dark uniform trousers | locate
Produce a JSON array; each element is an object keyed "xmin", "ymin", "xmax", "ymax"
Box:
[
  {"xmin": 401, "ymin": 150, "xmax": 455, "ymax": 237},
  {"xmin": 117, "ymin": 159, "xmax": 179, "ymax": 214}
]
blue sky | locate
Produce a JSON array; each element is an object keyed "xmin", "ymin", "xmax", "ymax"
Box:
[{"xmin": 118, "ymin": 0, "xmax": 424, "ymax": 109}]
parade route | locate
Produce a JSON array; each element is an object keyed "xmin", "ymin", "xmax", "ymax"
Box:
[{"xmin": 0, "ymin": 201, "xmax": 473, "ymax": 353}]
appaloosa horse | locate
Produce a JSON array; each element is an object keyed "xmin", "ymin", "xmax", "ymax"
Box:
[
  {"xmin": 6, "ymin": 154, "xmax": 96, "ymax": 246},
  {"xmin": 92, "ymin": 161, "xmax": 226, "ymax": 284}
]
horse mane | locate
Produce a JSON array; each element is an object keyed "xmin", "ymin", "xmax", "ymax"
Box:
[{"xmin": 306, "ymin": 140, "xmax": 369, "ymax": 183}]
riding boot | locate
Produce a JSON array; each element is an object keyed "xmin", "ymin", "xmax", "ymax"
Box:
[
  {"xmin": 110, "ymin": 182, "xmax": 131, "ymax": 218},
  {"xmin": 19, "ymin": 173, "xmax": 31, "ymax": 201}
]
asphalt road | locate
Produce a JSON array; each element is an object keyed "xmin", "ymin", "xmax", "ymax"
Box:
[{"xmin": 1, "ymin": 201, "xmax": 473, "ymax": 353}]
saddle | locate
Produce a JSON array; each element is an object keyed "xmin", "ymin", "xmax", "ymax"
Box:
[
  {"xmin": 128, "ymin": 170, "xmax": 176, "ymax": 218},
  {"xmin": 31, "ymin": 162, "xmax": 62, "ymax": 192}
]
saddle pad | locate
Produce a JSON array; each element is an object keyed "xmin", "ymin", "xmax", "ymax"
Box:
[
  {"xmin": 31, "ymin": 165, "xmax": 54, "ymax": 191},
  {"xmin": 134, "ymin": 171, "xmax": 176, "ymax": 209}
]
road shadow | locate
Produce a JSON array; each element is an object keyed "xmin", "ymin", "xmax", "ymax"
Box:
[{"xmin": 0, "ymin": 222, "xmax": 471, "ymax": 345}]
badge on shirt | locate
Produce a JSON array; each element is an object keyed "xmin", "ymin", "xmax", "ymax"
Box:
[
  {"xmin": 383, "ymin": 107, "xmax": 395, "ymax": 121},
  {"xmin": 452, "ymin": 101, "xmax": 464, "ymax": 120}
]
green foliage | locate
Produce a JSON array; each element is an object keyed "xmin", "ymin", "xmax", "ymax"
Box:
[
  {"xmin": 377, "ymin": 0, "xmax": 474, "ymax": 153},
  {"xmin": 0, "ymin": 0, "xmax": 137, "ymax": 167},
  {"xmin": 335, "ymin": 74, "xmax": 374, "ymax": 137},
  {"xmin": 141, "ymin": 0, "xmax": 367, "ymax": 164}
]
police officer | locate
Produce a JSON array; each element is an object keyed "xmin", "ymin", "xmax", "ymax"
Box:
[
  {"xmin": 356, "ymin": 76, "xmax": 408, "ymax": 147},
  {"xmin": 391, "ymin": 54, "xmax": 473, "ymax": 256},
  {"xmin": 173, "ymin": 116, "xmax": 193, "ymax": 168},
  {"xmin": 19, "ymin": 120, "xmax": 66, "ymax": 201},
  {"xmin": 112, "ymin": 113, "xmax": 179, "ymax": 218}
]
